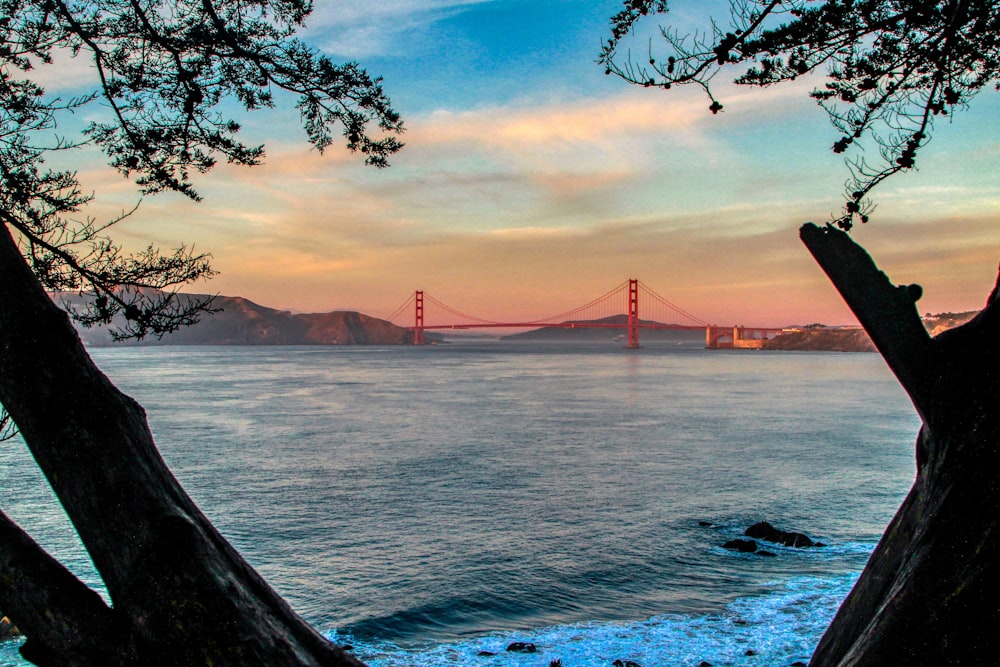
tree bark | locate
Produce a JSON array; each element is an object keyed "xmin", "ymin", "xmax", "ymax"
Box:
[
  {"xmin": 801, "ymin": 223, "xmax": 1000, "ymax": 666},
  {"xmin": 0, "ymin": 221, "xmax": 364, "ymax": 665},
  {"xmin": 0, "ymin": 510, "xmax": 124, "ymax": 666}
]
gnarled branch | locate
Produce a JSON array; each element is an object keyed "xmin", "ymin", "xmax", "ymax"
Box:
[{"xmin": 799, "ymin": 222, "xmax": 934, "ymax": 419}]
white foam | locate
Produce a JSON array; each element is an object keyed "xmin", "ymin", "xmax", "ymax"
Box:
[{"xmin": 330, "ymin": 572, "xmax": 859, "ymax": 666}]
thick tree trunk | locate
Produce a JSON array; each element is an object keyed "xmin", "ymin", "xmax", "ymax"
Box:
[
  {"xmin": 0, "ymin": 222, "xmax": 363, "ymax": 665},
  {"xmin": 801, "ymin": 223, "xmax": 1000, "ymax": 666}
]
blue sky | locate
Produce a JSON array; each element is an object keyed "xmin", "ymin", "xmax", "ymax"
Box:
[{"xmin": 48, "ymin": 0, "xmax": 1000, "ymax": 326}]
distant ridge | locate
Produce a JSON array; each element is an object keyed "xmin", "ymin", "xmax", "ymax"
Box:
[
  {"xmin": 57, "ymin": 291, "xmax": 977, "ymax": 350},
  {"xmin": 55, "ymin": 292, "xmax": 437, "ymax": 346},
  {"xmin": 498, "ymin": 311, "xmax": 979, "ymax": 350}
]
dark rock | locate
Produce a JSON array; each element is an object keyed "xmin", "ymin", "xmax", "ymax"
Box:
[
  {"xmin": 612, "ymin": 661, "xmax": 642, "ymax": 667},
  {"xmin": 550, "ymin": 661, "xmax": 562, "ymax": 667},
  {"xmin": 745, "ymin": 521, "xmax": 816, "ymax": 547},
  {"xmin": 698, "ymin": 520, "xmax": 714, "ymax": 526},
  {"xmin": 722, "ymin": 538, "xmax": 758, "ymax": 552},
  {"xmin": 790, "ymin": 662, "xmax": 807, "ymax": 666},
  {"xmin": 341, "ymin": 645, "xmax": 353, "ymax": 651},
  {"xmin": 0, "ymin": 616, "xmax": 20, "ymax": 640},
  {"xmin": 758, "ymin": 550, "xmax": 777, "ymax": 557},
  {"xmin": 745, "ymin": 649, "xmax": 757, "ymax": 656},
  {"xmin": 506, "ymin": 642, "xmax": 537, "ymax": 653},
  {"xmin": 477, "ymin": 651, "xmax": 496, "ymax": 656},
  {"xmin": 698, "ymin": 662, "xmax": 714, "ymax": 667}
]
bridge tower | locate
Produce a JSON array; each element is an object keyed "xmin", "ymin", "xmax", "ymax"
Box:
[
  {"xmin": 625, "ymin": 278, "xmax": 641, "ymax": 349},
  {"xmin": 414, "ymin": 290, "xmax": 425, "ymax": 345}
]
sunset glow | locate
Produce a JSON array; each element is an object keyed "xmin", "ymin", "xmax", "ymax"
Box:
[{"xmin": 43, "ymin": 1, "xmax": 1000, "ymax": 328}]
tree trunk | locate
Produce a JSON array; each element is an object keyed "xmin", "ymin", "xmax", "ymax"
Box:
[
  {"xmin": 0, "ymin": 222, "xmax": 363, "ymax": 665},
  {"xmin": 801, "ymin": 223, "xmax": 1000, "ymax": 666}
]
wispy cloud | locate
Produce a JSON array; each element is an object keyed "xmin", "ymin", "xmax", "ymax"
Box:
[
  {"xmin": 304, "ymin": 0, "xmax": 496, "ymax": 58},
  {"xmin": 13, "ymin": 48, "xmax": 97, "ymax": 95}
]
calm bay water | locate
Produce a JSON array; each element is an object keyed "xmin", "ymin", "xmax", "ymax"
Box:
[{"xmin": 0, "ymin": 340, "xmax": 919, "ymax": 666}]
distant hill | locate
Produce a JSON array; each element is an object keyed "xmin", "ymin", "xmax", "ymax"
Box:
[
  {"xmin": 55, "ymin": 293, "xmax": 438, "ymax": 346},
  {"xmin": 763, "ymin": 311, "xmax": 979, "ymax": 352},
  {"xmin": 501, "ymin": 314, "xmax": 704, "ymax": 343}
]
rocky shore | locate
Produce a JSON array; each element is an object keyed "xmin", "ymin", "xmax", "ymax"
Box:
[{"xmin": 764, "ymin": 311, "xmax": 976, "ymax": 352}]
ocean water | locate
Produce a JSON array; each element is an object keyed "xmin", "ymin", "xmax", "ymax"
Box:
[{"xmin": 0, "ymin": 340, "xmax": 920, "ymax": 666}]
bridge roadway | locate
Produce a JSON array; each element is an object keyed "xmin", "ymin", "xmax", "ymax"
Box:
[{"xmin": 419, "ymin": 321, "xmax": 784, "ymax": 349}]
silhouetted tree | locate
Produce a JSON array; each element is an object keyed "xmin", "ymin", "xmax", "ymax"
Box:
[
  {"xmin": 0, "ymin": 0, "xmax": 401, "ymax": 663},
  {"xmin": 603, "ymin": 2, "xmax": 1000, "ymax": 664}
]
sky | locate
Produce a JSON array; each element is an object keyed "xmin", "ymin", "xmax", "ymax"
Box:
[{"xmin": 38, "ymin": 0, "xmax": 1000, "ymax": 327}]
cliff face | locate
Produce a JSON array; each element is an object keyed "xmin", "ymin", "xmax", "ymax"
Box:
[
  {"xmin": 763, "ymin": 327, "xmax": 877, "ymax": 352},
  {"xmin": 297, "ymin": 311, "xmax": 415, "ymax": 345},
  {"xmin": 61, "ymin": 293, "xmax": 421, "ymax": 346}
]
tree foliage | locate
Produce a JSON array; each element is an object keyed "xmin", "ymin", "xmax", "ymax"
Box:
[
  {"xmin": 1, "ymin": 0, "xmax": 403, "ymax": 340},
  {"xmin": 600, "ymin": 0, "xmax": 1000, "ymax": 228}
]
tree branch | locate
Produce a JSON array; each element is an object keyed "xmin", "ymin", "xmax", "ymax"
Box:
[
  {"xmin": 0, "ymin": 510, "xmax": 127, "ymax": 666},
  {"xmin": 799, "ymin": 223, "xmax": 935, "ymax": 419}
]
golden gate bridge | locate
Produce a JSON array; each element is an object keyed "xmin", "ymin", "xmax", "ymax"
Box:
[{"xmin": 386, "ymin": 279, "xmax": 783, "ymax": 348}]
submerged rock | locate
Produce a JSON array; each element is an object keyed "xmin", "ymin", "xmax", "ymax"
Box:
[
  {"xmin": 722, "ymin": 538, "xmax": 758, "ymax": 553},
  {"xmin": 612, "ymin": 660, "xmax": 642, "ymax": 667},
  {"xmin": 506, "ymin": 642, "xmax": 537, "ymax": 653},
  {"xmin": 745, "ymin": 521, "xmax": 818, "ymax": 548}
]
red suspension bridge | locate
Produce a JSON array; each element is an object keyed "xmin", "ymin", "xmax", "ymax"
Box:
[{"xmin": 385, "ymin": 279, "xmax": 783, "ymax": 349}]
